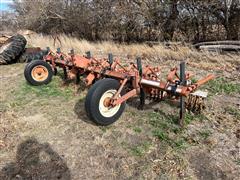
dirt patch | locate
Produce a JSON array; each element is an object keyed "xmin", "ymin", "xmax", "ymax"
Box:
[
  {"xmin": 0, "ymin": 61, "xmax": 239, "ymax": 179},
  {"xmin": 189, "ymin": 150, "xmax": 228, "ymax": 180},
  {"xmin": 0, "ymin": 137, "xmax": 71, "ymax": 180},
  {"xmin": 185, "ymin": 93, "xmax": 240, "ymax": 180}
]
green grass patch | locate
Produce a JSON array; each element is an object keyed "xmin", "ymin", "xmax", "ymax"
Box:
[
  {"xmin": 20, "ymin": 77, "xmax": 74, "ymax": 99},
  {"xmin": 185, "ymin": 112, "xmax": 206, "ymax": 124},
  {"xmin": 148, "ymin": 111, "xmax": 179, "ymax": 128},
  {"xmin": 99, "ymin": 126, "xmax": 110, "ymax": 133},
  {"xmin": 191, "ymin": 77, "xmax": 198, "ymax": 84},
  {"xmin": 147, "ymin": 110, "xmax": 190, "ymax": 149},
  {"xmin": 236, "ymin": 159, "xmax": 240, "ymax": 166},
  {"xmin": 185, "ymin": 113, "xmax": 195, "ymax": 124},
  {"xmin": 10, "ymin": 77, "xmax": 75, "ymax": 108},
  {"xmin": 133, "ymin": 127, "xmax": 142, "ymax": 133},
  {"xmin": 199, "ymin": 130, "xmax": 211, "ymax": 140},
  {"xmin": 206, "ymin": 77, "xmax": 240, "ymax": 95},
  {"xmin": 174, "ymin": 138, "xmax": 189, "ymax": 149},
  {"xmin": 146, "ymin": 110, "xmax": 208, "ymax": 149},
  {"xmin": 128, "ymin": 111, "xmax": 138, "ymax": 116},
  {"xmin": 121, "ymin": 141, "xmax": 152, "ymax": 157},
  {"xmin": 225, "ymin": 106, "xmax": 240, "ymax": 120},
  {"xmin": 130, "ymin": 141, "xmax": 151, "ymax": 157},
  {"xmin": 152, "ymin": 129, "xmax": 169, "ymax": 141}
]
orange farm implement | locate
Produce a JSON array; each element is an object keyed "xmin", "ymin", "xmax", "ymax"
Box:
[{"xmin": 24, "ymin": 48, "xmax": 214, "ymax": 126}]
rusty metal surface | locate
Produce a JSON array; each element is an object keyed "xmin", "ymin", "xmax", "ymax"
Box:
[{"xmin": 40, "ymin": 48, "xmax": 215, "ymax": 125}]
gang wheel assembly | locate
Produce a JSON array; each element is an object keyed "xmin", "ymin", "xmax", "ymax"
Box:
[
  {"xmin": 24, "ymin": 60, "xmax": 53, "ymax": 86},
  {"xmin": 85, "ymin": 78, "xmax": 126, "ymax": 126}
]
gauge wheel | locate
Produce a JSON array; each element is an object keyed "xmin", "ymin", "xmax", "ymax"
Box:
[
  {"xmin": 85, "ymin": 78, "xmax": 126, "ymax": 126},
  {"xmin": 24, "ymin": 62, "xmax": 31, "ymax": 80},
  {"xmin": 24, "ymin": 60, "xmax": 53, "ymax": 86}
]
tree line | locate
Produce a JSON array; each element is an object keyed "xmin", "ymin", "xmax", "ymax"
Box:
[{"xmin": 2, "ymin": 0, "xmax": 240, "ymax": 42}]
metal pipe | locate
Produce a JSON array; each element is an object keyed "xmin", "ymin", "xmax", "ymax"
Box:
[
  {"xmin": 113, "ymin": 89, "xmax": 137, "ymax": 106},
  {"xmin": 196, "ymin": 74, "xmax": 215, "ymax": 86},
  {"xmin": 141, "ymin": 79, "xmax": 161, "ymax": 87},
  {"xmin": 113, "ymin": 78, "xmax": 128, "ymax": 99}
]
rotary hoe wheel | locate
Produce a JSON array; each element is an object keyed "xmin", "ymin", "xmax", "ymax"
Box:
[{"xmin": 186, "ymin": 94, "xmax": 206, "ymax": 113}]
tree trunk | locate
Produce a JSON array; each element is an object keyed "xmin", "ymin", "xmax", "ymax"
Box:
[
  {"xmin": 163, "ymin": 0, "xmax": 179, "ymax": 41},
  {"xmin": 201, "ymin": 15, "xmax": 207, "ymax": 41},
  {"xmin": 225, "ymin": 16, "xmax": 239, "ymax": 40}
]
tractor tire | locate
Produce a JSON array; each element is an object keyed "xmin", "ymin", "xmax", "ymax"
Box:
[
  {"xmin": 85, "ymin": 78, "xmax": 126, "ymax": 126},
  {"xmin": 24, "ymin": 60, "xmax": 53, "ymax": 86},
  {"xmin": 20, "ymin": 49, "xmax": 48, "ymax": 63},
  {"xmin": 0, "ymin": 34, "xmax": 27, "ymax": 65},
  {"xmin": 24, "ymin": 62, "xmax": 32, "ymax": 80}
]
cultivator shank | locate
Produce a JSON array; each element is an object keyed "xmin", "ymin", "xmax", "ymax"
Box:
[{"xmin": 24, "ymin": 48, "xmax": 214, "ymax": 126}]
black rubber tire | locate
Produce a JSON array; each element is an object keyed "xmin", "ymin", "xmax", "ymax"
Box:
[
  {"xmin": 85, "ymin": 78, "xmax": 126, "ymax": 126},
  {"xmin": 24, "ymin": 62, "xmax": 33, "ymax": 80},
  {"xmin": 21, "ymin": 49, "xmax": 48, "ymax": 63},
  {"xmin": 24, "ymin": 60, "xmax": 53, "ymax": 86},
  {"xmin": 0, "ymin": 34, "xmax": 27, "ymax": 64}
]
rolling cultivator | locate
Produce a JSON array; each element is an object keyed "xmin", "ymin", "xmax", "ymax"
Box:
[{"xmin": 24, "ymin": 48, "xmax": 214, "ymax": 126}]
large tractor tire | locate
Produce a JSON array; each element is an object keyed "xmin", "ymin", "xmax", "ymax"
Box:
[
  {"xmin": 85, "ymin": 78, "xmax": 126, "ymax": 126},
  {"xmin": 0, "ymin": 34, "xmax": 27, "ymax": 65},
  {"xmin": 24, "ymin": 60, "xmax": 53, "ymax": 86}
]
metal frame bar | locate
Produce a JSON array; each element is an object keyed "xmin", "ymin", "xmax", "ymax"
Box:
[{"xmin": 41, "ymin": 48, "xmax": 214, "ymax": 126}]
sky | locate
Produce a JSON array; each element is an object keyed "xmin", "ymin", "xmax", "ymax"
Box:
[{"xmin": 0, "ymin": 0, "xmax": 13, "ymax": 12}]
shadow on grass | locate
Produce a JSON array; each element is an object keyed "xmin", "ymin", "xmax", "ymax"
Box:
[
  {"xmin": 74, "ymin": 98, "xmax": 96, "ymax": 125},
  {"xmin": 0, "ymin": 137, "xmax": 71, "ymax": 180},
  {"xmin": 57, "ymin": 69, "xmax": 88, "ymax": 92},
  {"xmin": 127, "ymin": 97, "xmax": 180, "ymax": 111}
]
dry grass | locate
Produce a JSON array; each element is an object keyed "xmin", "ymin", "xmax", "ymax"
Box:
[
  {"xmin": 0, "ymin": 35, "xmax": 239, "ymax": 179},
  {"xmin": 26, "ymin": 34, "xmax": 240, "ymax": 71}
]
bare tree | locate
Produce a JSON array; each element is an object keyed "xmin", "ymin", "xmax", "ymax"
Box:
[
  {"xmin": 162, "ymin": 0, "xmax": 179, "ymax": 41},
  {"xmin": 211, "ymin": 0, "xmax": 240, "ymax": 40},
  {"xmin": 8, "ymin": 0, "xmax": 240, "ymax": 42}
]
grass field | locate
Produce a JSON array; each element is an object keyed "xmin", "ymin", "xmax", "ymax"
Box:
[{"xmin": 0, "ymin": 35, "xmax": 240, "ymax": 179}]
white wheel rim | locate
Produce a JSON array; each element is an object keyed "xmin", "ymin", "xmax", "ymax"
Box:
[
  {"xmin": 99, "ymin": 89, "xmax": 121, "ymax": 118},
  {"xmin": 31, "ymin": 65, "xmax": 49, "ymax": 82}
]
